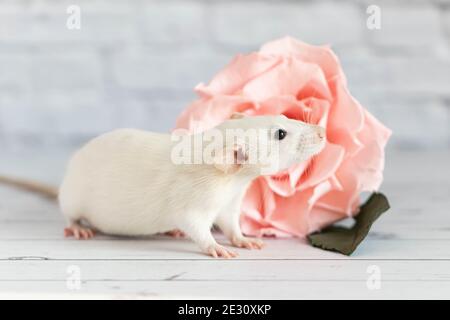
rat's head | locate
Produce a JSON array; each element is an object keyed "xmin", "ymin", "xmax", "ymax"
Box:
[{"xmin": 212, "ymin": 113, "xmax": 326, "ymax": 176}]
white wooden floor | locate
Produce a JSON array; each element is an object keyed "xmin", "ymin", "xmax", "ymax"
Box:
[{"xmin": 0, "ymin": 147, "xmax": 449, "ymax": 299}]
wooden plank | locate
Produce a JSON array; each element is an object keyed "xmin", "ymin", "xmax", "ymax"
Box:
[
  {"xmin": 0, "ymin": 237, "xmax": 340, "ymax": 260},
  {"xmin": 0, "ymin": 279, "xmax": 449, "ymax": 299},
  {"xmin": 1, "ymin": 238, "xmax": 450, "ymax": 260},
  {"xmin": 1, "ymin": 260, "xmax": 450, "ymax": 281},
  {"xmin": 0, "ymin": 220, "xmax": 448, "ymax": 241},
  {"xmin": 383, "ymin": 151, "xmax": 450, "ymax": 184}
]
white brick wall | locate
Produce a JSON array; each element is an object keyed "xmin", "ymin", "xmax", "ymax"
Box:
[
  {"xmin": 111, "ymin": 48, "xmax": 230, "ymax": 90},
  {"xmin": 0, "ymin": 0, "xmax": 449, "ymax": 149},
  {"xmin": 141, "ymin": 1, "xmax": 207, "ymax": 45},
  {"xmin": 210, "ymin": 2, "xmax": 363, "ymax": 49},
  {"xmin": 366, "ymin": 4, "xmax": 443, "ymax": 49}
]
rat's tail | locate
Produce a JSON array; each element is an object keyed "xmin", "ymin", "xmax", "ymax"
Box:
[{"xmin": 0, "ymin": 175, "xmax": 58, "ymax": 200}]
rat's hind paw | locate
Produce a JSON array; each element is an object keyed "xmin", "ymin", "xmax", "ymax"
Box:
[
  {"xmin": 205, "ymin": 244, "xmax": 238, "ymax": 259},
  {"xmin": 64, "ymin": 223, "xmax": 95, "ymax": 240},
  {"xmin": 231, "ymin": 236, "xmax": 264, "ymax": 250},
  {"xmin": 164, "ymin": 229, "xmax": 186, "ymax": 238}
]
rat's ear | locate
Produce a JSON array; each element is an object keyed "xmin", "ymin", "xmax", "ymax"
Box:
[
  {"xmin": 213, "ymin": 144, "xmax": 248, "ymax": 174},
  {"xmin": 230, "ymin": 112, "xmax": 246, "ymax": 120}
]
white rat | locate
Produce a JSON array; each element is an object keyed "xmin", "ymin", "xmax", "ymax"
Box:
[{"xmin": 1, "ymin": 114, "xmax": 325, "ymax": 258}]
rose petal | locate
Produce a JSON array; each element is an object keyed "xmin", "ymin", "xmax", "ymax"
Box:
[
  {"xmin": 307, "ymin": 205, "xmax": 349, "ymax": 234},
  {"xmin": 260, "ymin": 36, "xmax": 343, "ymax": 80},
  {"xmin": 268, "ymin": 189, "xmax": 315, "ymax": 237},
  {"xmin": 315, "ymin": 160, "xmax": 361, "ymax": 216},
  {"xmin": 352, "ymin": 110, "xmax": 392, "ymax": 190},
  {"xmin": 196, "ymin": 53, "xmax": 281, "ymax": 97},
  {"xmin": 298, "ymin": 142, "xmax": 345, "ymax": 190},
  {"xmin": 243, "ymin": 58, "xmax": 327, "ymax": 102},
  {"xmin": 329, "ymin": 80, "xmax": 364, "ymax": 133},
  {"xmin": 265, "ymin": 161, "xmax": 309, "ymax": 197},
  {"xmin": 256, "ymin": 96, "xmax": 301, "ymax": 115},
  {"xmin": 283, "ymin": 98, "xmax": 330, "ymax": 125},
  {"xmin": 174, "ymin": 95, "xmax": 256, "ymax": 132}
]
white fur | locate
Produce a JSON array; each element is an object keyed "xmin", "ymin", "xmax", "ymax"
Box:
[{"xmin": 59, "ymin": 115, "xmax": 325, "ymax": 256}]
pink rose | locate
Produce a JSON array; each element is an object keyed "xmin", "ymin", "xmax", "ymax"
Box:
[{"xmin": 175, "ymin": 36, "xmax": 392, "ymax": 238}]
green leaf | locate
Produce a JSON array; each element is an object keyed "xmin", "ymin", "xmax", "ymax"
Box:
[{"xmin": 307, "ymin": 192, "xmax": 390, "ymax": 255}]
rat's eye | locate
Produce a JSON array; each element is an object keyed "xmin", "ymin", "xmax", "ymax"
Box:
[{"xmin": 275, "ymin": 129, "xmax": 287, "ymax": 140}]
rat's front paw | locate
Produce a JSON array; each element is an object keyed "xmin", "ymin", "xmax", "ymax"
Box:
[
  {"xmin": 205, "ymin": 244, "xmax": 238, "ymax": 259},
  {"xmin": 64, "ymin": 223, "xmax": 95, "ymax": 240},
  {"xmin": 231, "ymin": 236, "xmax": 264, "ymax": 250}
]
